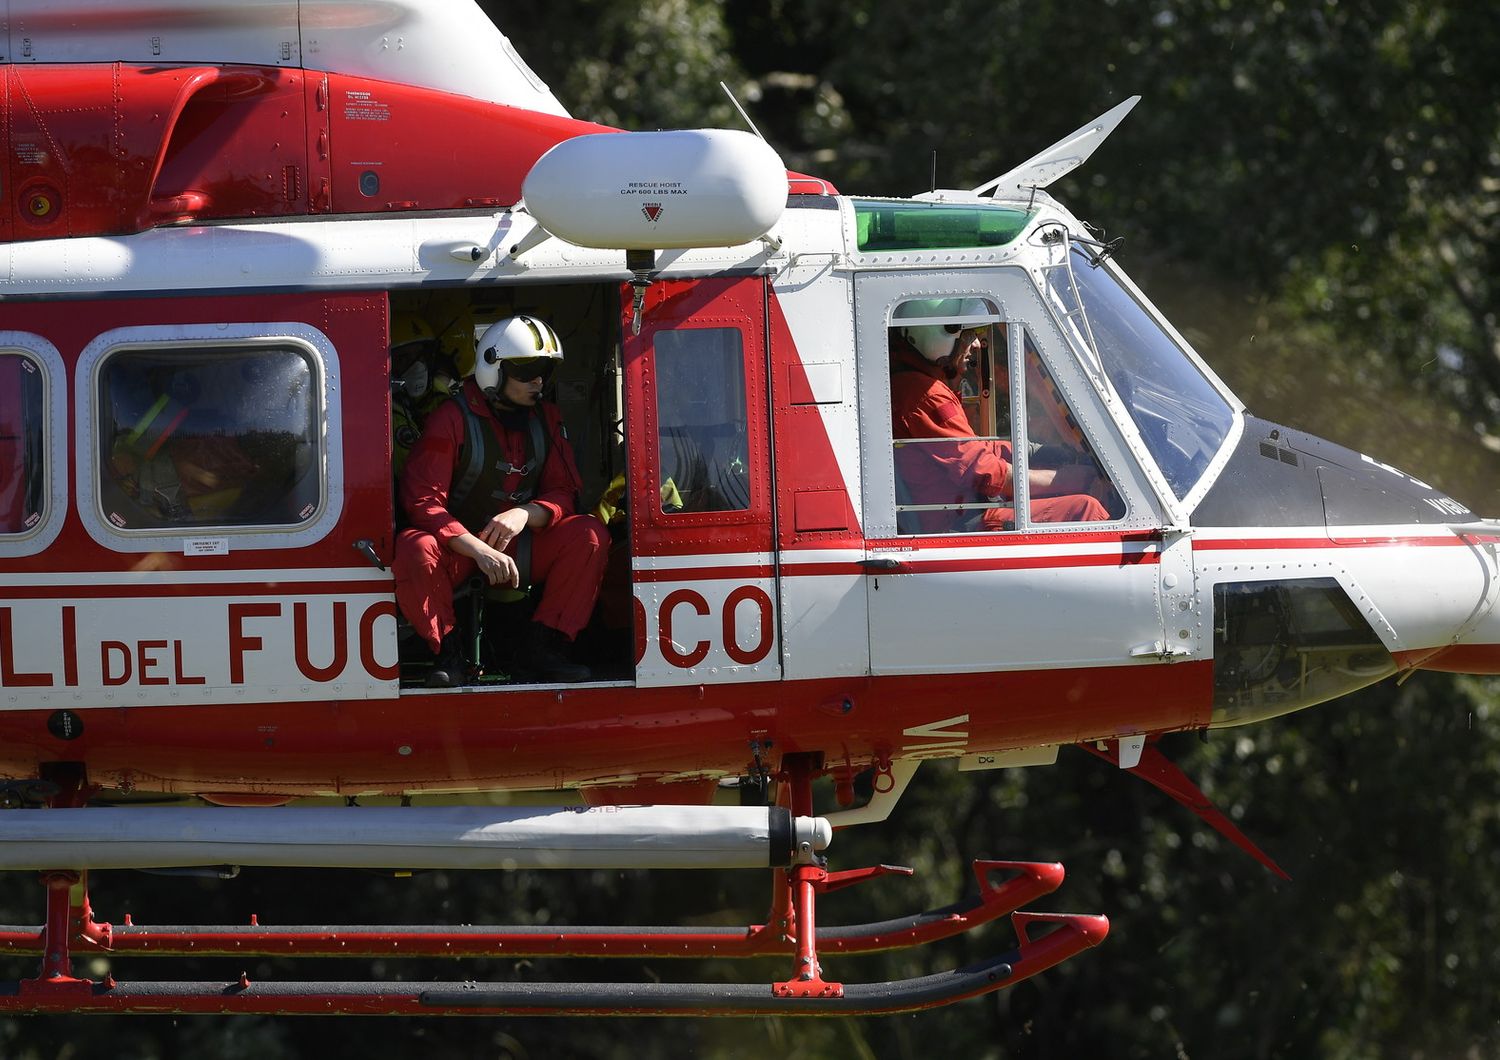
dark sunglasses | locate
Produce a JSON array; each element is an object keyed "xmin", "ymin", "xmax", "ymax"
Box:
[{"xmin": 505, "ymin": 357, "xmax": 557, "ymax": 382}]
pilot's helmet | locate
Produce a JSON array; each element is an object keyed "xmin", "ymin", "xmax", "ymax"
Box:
[
  {"xmin": 473, "ymin": 315, "xmax": 564, "ymax": 397},
  {"xmin": 391, "ymin": 312, "xmax": 438, "ymax": 352},
  {"xmin": 894, "ymin": 297, "xmax": 987, "ymax": 362},
  {"xmin": 391, "ymin": 312, "xmax": 440, "ymax": 398},
  {"xmin": 438, "ymin": 310, "xmax": 478, "ymax": 380}
]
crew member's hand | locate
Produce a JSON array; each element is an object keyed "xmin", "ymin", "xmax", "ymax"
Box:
[
  {"xmin": 480, "ymin": 506, "xmax": 530, "ymax": 551},
  {"xmin": 473, "ymin": 542, "xmax": 520, "ymax": 588}
]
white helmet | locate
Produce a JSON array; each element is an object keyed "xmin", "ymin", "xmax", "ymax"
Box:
[
  {"xmin": 893, "ymin": 297, "xmax": 988, "ymax": 362},
  {"xmin": 473, "ymin": 315, "xmax": 564, "ymax": 396}
]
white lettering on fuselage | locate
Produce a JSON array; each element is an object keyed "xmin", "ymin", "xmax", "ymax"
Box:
[{"xmin": 901, "ymin": 714, "xmax": 970, "ymax": 759}]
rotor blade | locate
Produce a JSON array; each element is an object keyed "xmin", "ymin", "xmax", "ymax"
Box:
[{"xmin": 972, "ymin": 96, "xmax": 1140, "ymax": 198}]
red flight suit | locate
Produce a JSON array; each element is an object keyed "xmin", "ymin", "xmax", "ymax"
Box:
[
  {"xmin": 889, "ymin": 344, "xmax": 1107, "ymax": 531},
  {"xmin": 395, "ymin": 379, "xmax": 607, "ymax": 652}
]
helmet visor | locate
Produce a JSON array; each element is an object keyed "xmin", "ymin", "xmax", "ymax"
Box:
[{"xmin": 505, "ymin": 357, "xmax": 557, "ymax": 382}]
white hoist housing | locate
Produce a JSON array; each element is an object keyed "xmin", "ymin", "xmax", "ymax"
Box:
[{"xmin": 522, "ymin": 129, "xmax": 787, "ymax": 251}]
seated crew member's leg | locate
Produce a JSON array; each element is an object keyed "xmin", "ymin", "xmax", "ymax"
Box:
[
  {"xmin": 394, "ymin": 527, "xmax": 475, "ymax": 687},
  {"xmin": 1028, "ymin": 494, "xmax": 1109, "ymax": 523},
  {"xmin": 511, "ymin": 513, "xmax": 609, "ymax": 682}
]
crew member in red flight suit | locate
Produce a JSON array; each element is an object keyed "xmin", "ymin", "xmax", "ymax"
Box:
[
  {"xmin": 395, "ymin": 314, "xmax": 608, "ymax": 686},
  {"xmin": 890, "ymin": 305, "xmax": 1108, "ymax": 532}
]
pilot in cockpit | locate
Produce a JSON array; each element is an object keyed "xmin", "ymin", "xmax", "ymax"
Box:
[{"xmin": 889, "ymin": 299, "xmax": 1109, "ymax": 531}]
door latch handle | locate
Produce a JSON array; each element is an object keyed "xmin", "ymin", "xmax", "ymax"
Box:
[
  {"xmin": 860, "ymin": 557, "xmax": 904, "ymax": 572},
  {"xmin": 353, "ymin": 539, "xmax": 387, "ymax": 571}
]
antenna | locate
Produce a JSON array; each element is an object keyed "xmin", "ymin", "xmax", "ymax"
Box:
[
  {"xmin": 931, "ymin": 151, "xmax": 938, "ymax": 194},
  {"xmin": 719, "ymin": 81, "xmax": 766, "ymax": 141}
]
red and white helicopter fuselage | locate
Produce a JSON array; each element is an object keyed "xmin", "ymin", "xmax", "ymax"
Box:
[{"xmin": 0, "ymin": 0, "xmax": 1494, "ymax": 1016}]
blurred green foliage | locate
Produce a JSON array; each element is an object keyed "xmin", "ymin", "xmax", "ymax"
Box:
[{"xmin": 5, "ymin": 1, "xmax": 1500, "ymax": 1056}]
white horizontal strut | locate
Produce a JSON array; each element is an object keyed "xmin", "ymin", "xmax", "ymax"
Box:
[{"xmin": 0, "ymin": 806, "xmax": 832, "ymax": 872}]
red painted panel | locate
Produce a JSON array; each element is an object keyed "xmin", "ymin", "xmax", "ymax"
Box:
[
  {"xmin": 0, "ymin": 66, "xmax": 10, "ymax": 245},
  {"xmin": 0, "ymin": 663, "xmax": 1213, "ymax": 796},
  {"xmin": 3, "ymin": 64, "xmax": 836, "ymax": 240},
  {"xmin": 624, "ymin": 276, "xmax": 774, "ymax": 559},
  {"xmin": 323, "ymin": 73, "xmax": 610, "ymax": 214},
  {"xmin": 2, "ymin": 65, "xmax": 313, "ymax": 238},
  {"xmin": 0, "ymin": 291, "xmax": 391, "ymax": 574},
  {"xmin": 147, "ymin": 68, "xmax": 310, "ymax": 222},
  {"xmin": 1399, "ymin": 643, "xmax": 1500, "ymax": 674},
  {"xmin": 767, "ymin": 291, "xmax": 863, "ymax": 549}
]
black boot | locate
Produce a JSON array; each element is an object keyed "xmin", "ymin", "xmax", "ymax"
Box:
[
  {"xmin": 425, "ymin": 632, "xmax": 467, "ymax": 688},
  {"xmin": 513, "ymin": 623, "xmax": 590, "ymax": 683}
]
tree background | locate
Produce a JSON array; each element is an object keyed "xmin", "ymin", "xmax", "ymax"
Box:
[{"xmin": 5, "ymin": 2, "xmax": 1500, "ymax": 1056}]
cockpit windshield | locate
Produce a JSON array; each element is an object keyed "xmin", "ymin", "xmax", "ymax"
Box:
[{"xmin": 1051, "ymin": 248, "xmax": 1235, "ymax": 499}]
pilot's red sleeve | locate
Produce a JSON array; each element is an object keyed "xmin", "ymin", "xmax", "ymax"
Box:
[
  {"xmin": 891, "ymin": 372, "xmax": 1013, "ymax": 498},
  {"xmin": 399, "ymin": 400, "xmax": 470, "ymax": 546},
  {"xmin": 532, "ymin": 402, "xmax": 583, "ymax": 527}
]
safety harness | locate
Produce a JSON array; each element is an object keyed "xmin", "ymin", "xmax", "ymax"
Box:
[{"xmin": 449, "ymin": 395, "xmax": 549, "ymax": 587}]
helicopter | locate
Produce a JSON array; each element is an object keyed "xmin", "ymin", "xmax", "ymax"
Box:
[{"xmin": 0, "ymin": 0, "xmax": 1496, "ymax": 1018}]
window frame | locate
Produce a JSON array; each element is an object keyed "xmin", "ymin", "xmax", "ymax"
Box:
[
  {"xmin": 76, "ymin": 322, "xmax": 343, "ymax": 553},
  {"xmin": 0, "ymin": 332, "xmax": 67, "ymax": 558},
  {"xmin": 856, "ymin": 268, "xmax": 1162, "ymax": 540}
]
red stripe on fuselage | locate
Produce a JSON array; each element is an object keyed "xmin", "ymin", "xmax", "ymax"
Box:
[
  {"xmin": 0, "ymin": 663, "xmax": 1213, "ymax": 796},
  {"xmin": 0, "ymin": 581, "xmax": 384, "ymax": 600}
]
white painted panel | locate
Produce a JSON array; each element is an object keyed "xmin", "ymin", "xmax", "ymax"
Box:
[
  {"xmin": 634, "ymin": 576, "xmax": 780, "ymax": 687},
  {"xmin": 0, "ymin": 588, "xmax": 398, "ymax": 710},
  {"xmin": 867, "ymin": 559, "xmax": 1162, "ymax": 674},
  {"xmin": 799, "ymin": 362, "xmax": 844, "ymax": 404},
  {"xmin": 779, "ymin": 568, "xmax": 869, "ymax": 679}
]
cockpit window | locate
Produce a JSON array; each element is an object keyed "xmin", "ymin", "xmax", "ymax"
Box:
[{"xmin": 1052, "ymin": 248, "xmax": 1234, "ymax": 498}]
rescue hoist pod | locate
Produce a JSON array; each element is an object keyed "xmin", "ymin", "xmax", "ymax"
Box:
[{"xmin": 521, "ymin": 129, "xmax": 788, "ymax": 250}]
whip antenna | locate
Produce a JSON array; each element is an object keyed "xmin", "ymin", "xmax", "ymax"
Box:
[{"xmin": 719, "ymin": 81, "xmax": 767, "ymax": 141}]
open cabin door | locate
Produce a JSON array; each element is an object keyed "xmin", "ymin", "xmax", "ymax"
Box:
[{"xmin": 623, "ymin": 275, "xmax": 781, "ymax": 687}]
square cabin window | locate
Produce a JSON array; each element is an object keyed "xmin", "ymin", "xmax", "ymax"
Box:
[
  {"xmin": 0, "ymin": 352, "xmax": 46, "ymax": 536},
  {"xmin": 96, "ymin": 345, "xmax": 322, "ymax": 531},
  {"xmin": 654, "ymin": 328, "xmax": 750, "ymax": 514}
]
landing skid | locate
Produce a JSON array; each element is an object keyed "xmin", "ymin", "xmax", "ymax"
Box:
[
  {"xmin": 0, "ymin": 762, "xmax": 1108, "ymax": 1016},
  {"xmin": 0, "ymin": 860, "xmax": 1106, "ymax": 1016}
]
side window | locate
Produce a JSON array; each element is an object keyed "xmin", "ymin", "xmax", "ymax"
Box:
[
  {"xmin": 97, "ymin": 344, "xmax": 322, "ymax": 531},
  {"xmin": 0, "ymin": 351, "xmax": 46, "ymax": 535},
  {"xmin": 889, "ymin": 298, "xmax": 1119, "ymax": 534},
  {"xmin": 889, "ymin": 298, "xmax": 1013, "ymax": 534},
  {"xmin": 654, "ymin": 328, "xmax": 749, "ymax": 514},
  {"xmin": 1022, "ymin": 331, "xmax": 1122, "ymax": 524}
]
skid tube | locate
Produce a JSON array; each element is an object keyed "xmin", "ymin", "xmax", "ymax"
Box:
[
  {"xmin": 0, "ymin": 861, "xmax": 1108, "ymax": 1015},
  {"xmin": 0, "ymin": 912, "xmax": 1108, "ymax": 1017}
]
